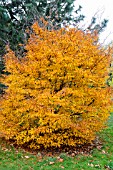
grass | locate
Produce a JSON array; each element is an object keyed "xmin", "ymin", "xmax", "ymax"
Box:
[{"xmin": 0, "ymin": 112, "xmax": 113, "ymax": 170}]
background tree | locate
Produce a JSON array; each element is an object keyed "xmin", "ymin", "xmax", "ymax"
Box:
[
  {"xmin": 0, "ymin": 0, "xmax": 82, "ymax": 53},
  {"xmin": 0, "ymin": 0, "xmax": 108, "ymax": 56}
]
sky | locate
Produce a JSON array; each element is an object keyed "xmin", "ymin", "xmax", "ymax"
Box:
[{"xmin": 75, "ymin": 0, "xmax": 113, "ymax": 45}]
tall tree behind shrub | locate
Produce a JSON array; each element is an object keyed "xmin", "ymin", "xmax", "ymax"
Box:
[
  {"xmin": 0, "ymin": 21, "xmax": 112, "ymax": 149},
  {"xmin": 0, "ymin": 0, "xmax": 82, "ymax": 55}
]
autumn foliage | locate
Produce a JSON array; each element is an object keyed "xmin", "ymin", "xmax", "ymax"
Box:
[{"xmin": 0, "ymin": 22, "xmax": 112, "ymax": 149}]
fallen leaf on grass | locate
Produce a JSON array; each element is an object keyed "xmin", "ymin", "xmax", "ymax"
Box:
[
  {"xmin": 97, "ymin": 145, "xmax": 102, "ymax": 150},
  {"xmin": 58, "ymin": 158, "xmax": 64, "ymax": 162},
  {"xmin": 25, "ymin": 155, "xmax": 30, "ymax": 159},
  {"xmin": 102, "ymin": 150, "xmax": 106, "ymax": 154},
  {"xmin": 49, "ymin": 161, "xmax": 55, "ymax": 165},
  {"xmin": 104, "ymin": 165, "xmax": 111, "ymax": 170},
  {"xmin": 37, "ymin": 152, "xmax": 41, "ymax": 157},
  {"xmin": 2, "ymin": 148, "xmax": 8, "ymax": 152},
  {"xmin": 88, "ymin": 163, "xmax": 94, "ymax": 167},
  {"xmin": 61, "ymin": 165, "xmax": 65, "ymax": 169},
  {"xmin": 71, "ymin": 153, "xmax": 75, "ymax": 157},
  {"xmin": 95, "ymin": 164, "xmax": 101, "ymax": 168}
]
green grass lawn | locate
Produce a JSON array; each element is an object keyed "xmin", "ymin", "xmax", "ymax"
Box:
[{"xmin": 0, "ymin": 113, "xmax": 113, "ymax": 170}]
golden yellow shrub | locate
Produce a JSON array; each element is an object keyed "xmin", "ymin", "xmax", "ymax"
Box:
[{"xmin": 0, "ymin": 22, "xmax": 112, "ymax": 149}]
